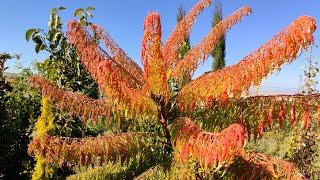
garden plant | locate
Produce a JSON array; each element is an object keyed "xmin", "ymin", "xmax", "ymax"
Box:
[{"xmin": 26, "ymin": 0, "xmax": 320, "ymax": 179}]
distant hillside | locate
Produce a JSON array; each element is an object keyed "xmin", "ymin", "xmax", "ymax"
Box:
[{"xmin": 3, "ymin": 72, "xmax": 17, "ymax": 81}]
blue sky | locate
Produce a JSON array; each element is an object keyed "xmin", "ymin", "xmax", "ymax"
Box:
[{"xmin": 1, "ymin": 0, "xmax": 320, "ymax": 93}]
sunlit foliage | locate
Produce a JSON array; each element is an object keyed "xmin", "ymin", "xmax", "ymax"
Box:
[{"xmin": 27, "ymin": 0, "xmax": 318, "ymax": 178}]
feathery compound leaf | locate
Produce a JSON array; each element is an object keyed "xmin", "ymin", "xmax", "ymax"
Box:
[
  {"xmin": 171, "ymin": 117, "xmax": 245, "ymax": 169},
  {"xmin": 67, "ymin": 21, "xmax": 157, "ymax": 118},
  {"xmin": 163, "ymin": 0, "xmax": 212, "ymax": 68},
  {"xmin": 28, "ymin": 133, "xmax": 154, "ymax": 168},
  {"xmin": 178, "ymin": 16, "xmax": 316, "ymax": 108},
  {"xmin": 171, "ymin": 6, "xmax": 252, "ymax": 81},
  {"xmin": 141, "ymin": 12, "xmax": 169, "ymax": 99},
  {"xmin": 30, "ymin": 76, "xmax": 113, "ymax": 121},
  {"xmin": 227, "ymin": 152, "xmax": 304, "ymax": 179},
  {"xmin": 194, "ymin": 93, "xmax": 320, "ymax": 141},
  {"xmin": 236, "ymin": 93, "xmax": 320, "ymax": 140},
  {"xmin": 67, "ymin": 146, "xmax": 164, "ymax": 180},
  {"xmin": 67, "ymin": 20, "xmax": 137, "ymax": 89},
  {"xmin": 90, "ymin": 24, "xmax": 145, "ymax": 86}
]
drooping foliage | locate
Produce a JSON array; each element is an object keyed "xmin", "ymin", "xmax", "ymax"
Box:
[
  {"xmin": 171, "ymin": 118, "xmax": 245, "ymax": 170},
  {"xmin": 171, "ymin": 6, "xmax": 252, "ymax": 80},
  {"xmin": 177, "ymin": 15, "xmax": 317, "ymax": 108},
  {"xmin": 26, "ymin": 7, "xmax": 105, "ymax": 179},
  {"xmin": 164, "ymin": 0, "xmax": 211, "ymax": 69},
  {"xmin": 90, "ymin": 24, "xmax": 145, "ymax": 86},
  {"xmin": 28, "ymin": 133, "xmax": 156, "ymax": 167},
  {"xmin": 26, "ymin": 7, "xmax": 103, "ymax": 139},
  {"xmin": 30, "ymin": 76, "xmax": 112, "ymax": 121},
  {"xmin": 27, "ymin": 0, "xmax": 318, "ymax": 178},
  {"xmin": 67, "ymin": 21, "xmax": 157, "ymax": 119},
  {"xmin": 226, "ymin": 152, "xmax": 304, "ymax": 179},
  {"xmin": 192, "ymin": 93, "xmax": 320, "ymax": 142}
]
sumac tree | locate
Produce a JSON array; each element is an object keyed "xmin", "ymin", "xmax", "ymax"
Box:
[{"xmin": 28, "ymin": 0, "xmax": 318, "ymax": 179}]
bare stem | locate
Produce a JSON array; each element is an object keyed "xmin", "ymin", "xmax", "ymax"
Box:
[{"xmin": 152, "ymin": 93, "xmax": 173, "ymax": 154}]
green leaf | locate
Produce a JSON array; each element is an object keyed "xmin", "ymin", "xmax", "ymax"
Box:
[
  {"xmin": 74, "ymin": 8, "xmax": 84, "ymax": 17},
  {"xmin": 53, "ymin": 32, "xmax": 62, "ymax": 43},
  {"xmin": 58, "ymin": 7, "xmax": 66, "ymax": 11},
  {"xmin": 54, "ymin": 16, "xmax": 61, "ymax": 29},
  {"xmin": 35, "ymin": 43, "xmax": 45, "ymax": 53},
  {"xmin": 86, "ymin": 6, "xmax": 95, "ymax": 11},
  {"xmin": 25, "ymin": 29, "xmax": 37, "ymax": 41},
  {"xmin": 32, "ymin": 33, "xmax": 42, "ymax": 44},
  {"xmin": 80, "ymin": 15, "xmax": 86, "ymax": 23}
]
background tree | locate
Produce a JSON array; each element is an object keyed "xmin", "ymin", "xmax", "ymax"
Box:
[
  {"xmin": 176, "ymin": 4, "xmax": 191, "ymax": 60},
  {"xmin": 211, "ymin": 0, "xmax": 226, "ymax": 71},
  {"xmin": 26, "ymin": 7, "xmax": 104, "ymax": 179},
  {"xmin": 300, "ymin": 45, "xmax": 319, "ymax": 94},
  {"xmin": 26, "ymin": 7, "xmax": 99, "ymax": 100},
  {"xmin": 0, "ymin": 53, "xmax": 41, "ymax": 179},
  {"xmin": 0, "ymin": 53, "xmax": 20, "ymax": 77},
  {"xmin": 288, "ymin": 45, "xmax": 320, "ymax": 178},
  {"xmin": 169, "ymin": 3, "xmax": 192, "ymax": 91},
  {"xmin": 27, "ymin": 0, "xmax": 318, "ymax": 179}
]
